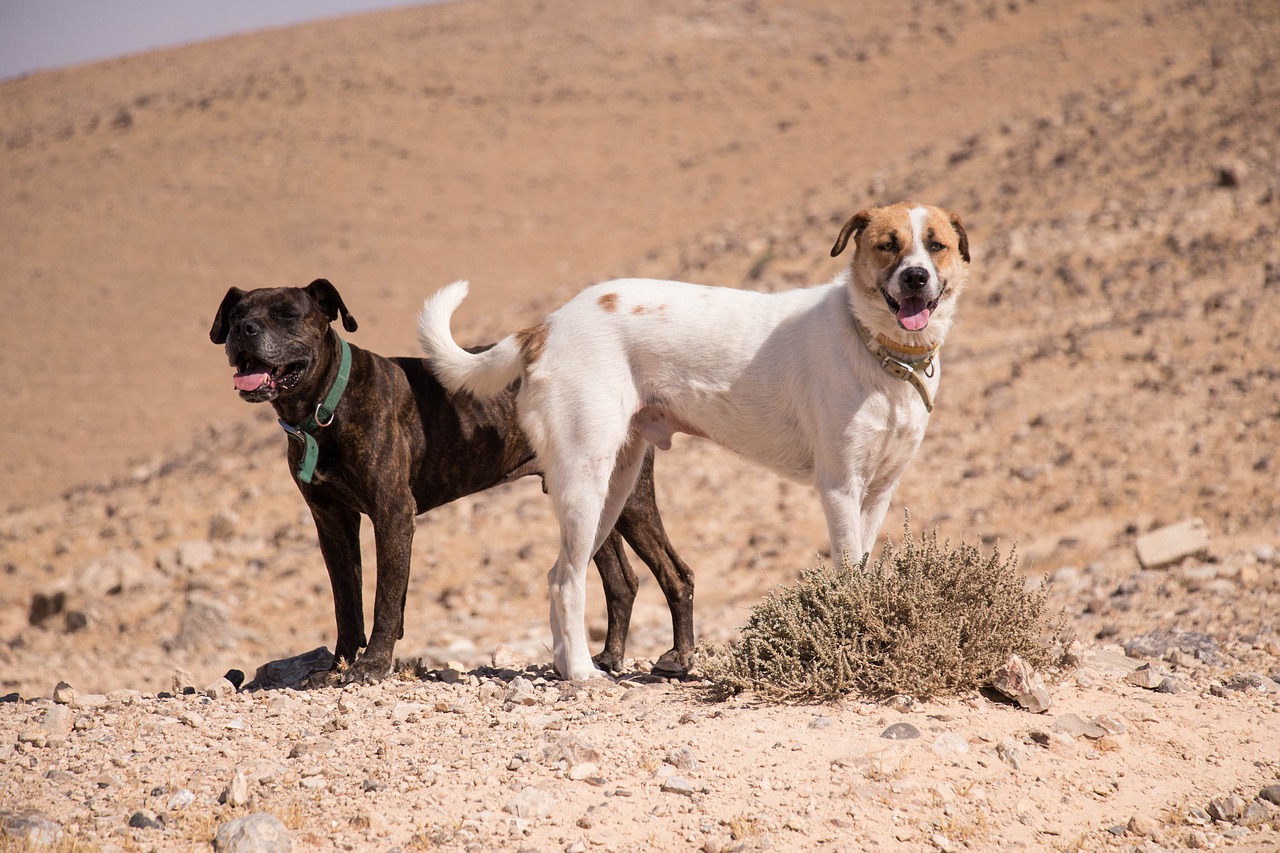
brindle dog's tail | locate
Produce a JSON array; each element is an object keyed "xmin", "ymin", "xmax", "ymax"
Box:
[{"xmin": 418, "ymin": 280, "xmax": 524, "ymax": 399}]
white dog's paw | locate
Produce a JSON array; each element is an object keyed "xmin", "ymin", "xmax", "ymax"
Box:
[{"xmin": 558, "ymin": 660, "xmax": 612, "ymax": 682}]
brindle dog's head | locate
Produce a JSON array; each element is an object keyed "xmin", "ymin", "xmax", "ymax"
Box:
[{"xmin": 209, "ymin": 279, "xmax": 358, "ymax": 403}]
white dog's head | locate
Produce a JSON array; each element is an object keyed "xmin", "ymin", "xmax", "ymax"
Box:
[{"xmin": 831, "ymin": 202, "xmax": 969, "ymax": 346}]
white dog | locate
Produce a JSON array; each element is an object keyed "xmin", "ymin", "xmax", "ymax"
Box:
[{"xmin": 419, "ymin": 202, "xmax": 970, "ymax": 680}]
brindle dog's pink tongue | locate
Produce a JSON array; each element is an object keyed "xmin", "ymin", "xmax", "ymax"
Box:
[
  {"xmin": 897, "ymin": 296, "xmax": 931, "ymax": 331},
  {"xmin": 233, "ymin": 371, "xmax": 271, "ymax": 392}
]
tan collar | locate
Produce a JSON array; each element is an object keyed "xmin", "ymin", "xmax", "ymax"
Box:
[{"xmin": 852, "ymin": 318, "xmax": 940, "ymax": 412}]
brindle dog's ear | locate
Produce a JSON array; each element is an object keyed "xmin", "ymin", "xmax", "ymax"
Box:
[
  {"xmin": 210, "ymin": 287, "xmax": 246, "ymax": 344},
  {"xmin": 948, "ymin": 211, "xmax": 971, "ymax": 263},
  {"xmin": 305, "ymin": 279, "xmax": 359, "ymax": 333},
  {"xmin": 830, "ymin": 211, "xmax": 872, "ymax": 258}
]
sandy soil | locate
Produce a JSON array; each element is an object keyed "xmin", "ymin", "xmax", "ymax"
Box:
[{"xmin": 3, "ymin": 0, "xmax": 1280, "ymax": 850}]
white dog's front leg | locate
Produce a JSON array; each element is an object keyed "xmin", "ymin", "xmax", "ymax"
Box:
[
  {"xmin": 817, "ymin": 481, "xmax": 866, "ymax": 568},
  {"xmin": 858, "ymin": 487, "xmax": 896, "ymax": 562}
]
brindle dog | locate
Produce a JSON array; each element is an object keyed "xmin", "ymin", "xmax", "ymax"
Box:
[{"xmin": 210, "ymin": 279, "xmax": 694, "ymax": 684}]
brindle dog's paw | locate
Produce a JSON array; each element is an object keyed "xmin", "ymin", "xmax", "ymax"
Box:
[
  {"xmin": 338, "ymin": 655, "xmax": 392, "ymax": 686},
  {"xmin": 301, "ymin": 668, "xmax": 342, "ymax": 690},
  {"xmin": 652, "ymin": 647, "xmax": 693, "ymax": 676},
  {"xmin": 592, "ymin": 650, "xmax": 625, "ymax": 675}
]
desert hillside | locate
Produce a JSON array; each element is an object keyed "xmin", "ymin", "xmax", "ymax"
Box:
[{"xmin": 3, "ymin": 0, "xmax": 1280, "ymax": 851}]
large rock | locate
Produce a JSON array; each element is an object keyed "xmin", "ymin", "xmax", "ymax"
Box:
[
  {"xmin": 0, "ymin": 811, "xmax": 64, "ymax": 846},
  {"xmin": 1135, "ymin": 518, "xmax": 1209, "ymax": 569},
  {"xmin": 213, "ymin": 813, "xmax": 291, "ymax": 853},
  {"xmin": 989, "ymin": 654, "xmax": 1053, "ymax": 713},
  {"xmin": 246, "ymin": 648, "xmax": 334, "ymax": 690}
]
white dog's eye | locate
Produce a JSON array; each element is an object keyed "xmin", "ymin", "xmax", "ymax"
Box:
[
  {"xmin": 877, "ymin": 239, "xmax": 898, "ymax": 253},
  {"xmin": 928, "ymin": 241, "xmax": 946, "ymax": 252}
]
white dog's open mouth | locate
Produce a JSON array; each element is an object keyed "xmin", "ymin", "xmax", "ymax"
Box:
[{"xmin": 881, "ymin": 289, "xmax": 940, "ymax": 332}]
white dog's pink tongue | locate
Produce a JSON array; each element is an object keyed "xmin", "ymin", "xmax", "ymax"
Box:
[
  {"xmin": 897, "ymin": 296, "xmax": 931, "ymax": 331},
  {"xmin": 233, "ymin": 371, "xmax": 271, "ymax": 392}
]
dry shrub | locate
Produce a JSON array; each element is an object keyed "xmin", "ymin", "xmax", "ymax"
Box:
[{"xmin": 702, "ymin": 519, "xmax": 1061, "ymax": 702}]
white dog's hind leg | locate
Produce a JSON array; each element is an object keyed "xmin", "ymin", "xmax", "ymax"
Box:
[{"xmin": 543, "ymin": 437, "xmax": 645, "ymax": 682}]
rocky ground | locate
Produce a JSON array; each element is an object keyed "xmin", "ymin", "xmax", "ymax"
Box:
[{"xmin": 4, "ymin": 0, "xmax": 1280, "ymax": 850}]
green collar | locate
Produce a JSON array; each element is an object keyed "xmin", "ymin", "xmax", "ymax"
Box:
[
  {"xmin": 851, "ymin": 317, "xmax": 940, "ymax": 412},
  {"xmin": 279, "ymin": 335, "xmax": 352, "ymax": 484}
]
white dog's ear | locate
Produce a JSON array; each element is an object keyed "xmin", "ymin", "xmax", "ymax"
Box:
[
  {"xmin": 948, "ymin": 211, "xmax": 971, "ymax": 263},
  {"xmin": 830, "ymin": 211, "xmax": 872, "ymax": 257}
]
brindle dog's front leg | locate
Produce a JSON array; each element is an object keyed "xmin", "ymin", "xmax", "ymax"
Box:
[
  {"xmin": 341, "ymin": 500, "xmax": 414, "ymax": 684},
  {"xmin": 305, "ymin": 503, "xmax": 365, "ymax": 685}
]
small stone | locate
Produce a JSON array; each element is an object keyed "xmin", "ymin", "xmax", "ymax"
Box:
[
  {"xmin": 1207, "ymin": 795, "xmax": 1247, "ymax": 823},
  {"xmin": 287, "ymin": 739, "xmax": 334, "ymax": 759},
  {"xmin": 205, "ymin": 678, "xmax": 237, "ymax": 700},
  {"xmin": 213, "ymin": 812, "xmax": 291, "ymax": 852},
  {"xmin": 1095, "ymin": 734, "xmax": 1122, "ymax": 753},
  {"xmin": 665, "ymin": 746, "xmax": 699, "ymax": 772},
  {"xmin": 208, "ymin": 510, "xmax": 240, "ymax": 542},
  {"xmin": 0, "ymin": 811, "xmax": 64, "ymax": 846},
  {"xmin": 1185, "ymin": 829, "xmax": 1212, "ymax": 848},
  {"xmin": 1052, "ymin": 713, "xmax": 1106, "ymax": 739},
  {"xmin": 505, "ymin": 676, "xmax": 539, "ymax": 706},
  {"xmin": 224, "ymin": 768, "xmax": 251, "ymax": 808},
  {"xmin": 177, "ymin": 540, "xmax": 216, "ymax": 571},
  {"xmin": 995, "ymin": 739, "xmax": 1022, "ymax": 770},
  {"xmin": 989, "ymin": 654, "xmax": 1053, "ymax": 713},
  {"xmin": 504, "ymin": 786, "xmax": 556, "ymax": 819},
  {"xmin": 1127, "ymin": 814, "xmax": 1159, "ymax": 837},
  {"xmin": 1125, "ymin": 629, "xmax": 1223, "ymax": 664},
  {"xmin": 1135, "ymin": 518, "xmax": 1210, "ymax": 569},
  {"xmin": 51, "ymin": 682, "xmax": 78, "ymax": 705},
  {"xmin": 492, "ymin": 644, "xmax": 530, "ymax": 671},
  {"xmin": 1093, "ymin": 714, "xmax": 1126, "ymax": 736},
  {"xmin": 171, "ymin": 669, "xmax": 197, "ymax": 694},
  {"xmin": 880, "ymin": 722, "xmax": 920, "ymax": 740},
  {"xmin": 930, "ymin": 733, "xmax": 969, "ymax": 755},
  {"xmin": 568, "ymin": 763, "xmax": 598, "ymax": 781},
  {"xmin": 1185, "ymin": 805, "xmax": 1212, "ymax": 826},
  {"xmin": 1238, "ymin": 798, "xmax": 1273, "ymax": 827},
  {"xmin": 1155, "ymin": 676, "xmax": 1185, "ymax": 694},
  {"xmin": 41, "ymin": 705, "xmax": 73, "ymax": 742},
  {"xmin": 1215, "ymin": 159, "xmax": 1247, "ymax": 188},
  {"xmin": 1259, "ymin": 785, "xmax": 1280, "ymax": 806},
  {"xmin": 70, "ymin": 692, "xmax": 108, "ymax": 709},
  {"xmin": 661, "ymin": 776, "xmax": 696, "ymax": 797},
  {"xmin": 1221, "ymin": 672, "xmax": 1279, "ymax": 693},
  {"xmin": 129, "ymin": 810, "xmax": 164, "ymax": 830},
  {"xmin": 390, "ymin": 702, "xmax": 427, "ymax": 723},
  {"xmin": 167, "ymin": 789, "xmax": 196, "ymax": 810},
  {"xmin": 930, "ymin": 832, "xmax": 958, "ymax": 852},
  {"xmin": 1125, "ymin": 663, "xmax": 1167, "ymax": 690}
]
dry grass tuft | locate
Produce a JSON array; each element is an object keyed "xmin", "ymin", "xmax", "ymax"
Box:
[{"xmin": 701, "ymin": 518, "xmax": 1063, "ymax": 702}]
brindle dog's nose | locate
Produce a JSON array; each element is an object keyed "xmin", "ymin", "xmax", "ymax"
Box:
[
  {"xmin": 900, "ymin": 266, "xmax": 931, "ymax": 291},
  {"xmin": 238, "ymin": 319, "xmax": 262, "ymax": 337}
]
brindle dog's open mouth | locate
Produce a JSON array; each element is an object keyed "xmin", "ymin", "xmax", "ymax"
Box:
[{"xmin": 232, "ymin": 355, "xmax": 307, "ymax": 399}]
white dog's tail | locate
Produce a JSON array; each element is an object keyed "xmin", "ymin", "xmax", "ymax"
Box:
[{"xmin": 418, "ymin": 280, "xmax": 524, "ymax": 399}]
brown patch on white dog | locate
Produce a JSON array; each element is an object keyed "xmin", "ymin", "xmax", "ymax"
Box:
[{"xmin": 516, "ymin": 322, "xmax": 549, "ymax": 365}]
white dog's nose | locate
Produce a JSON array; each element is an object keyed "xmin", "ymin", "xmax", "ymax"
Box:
[{"xmin": 900, "ymin": 266, "xmax": 931, "ymax": 292}]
